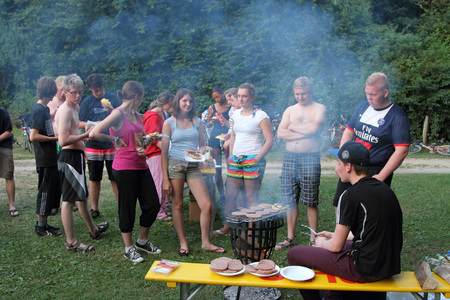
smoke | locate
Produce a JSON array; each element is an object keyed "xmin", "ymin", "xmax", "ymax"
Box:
[{"xmin": 1, "ymin": 0, "xmax": 365, "ymax": 117}]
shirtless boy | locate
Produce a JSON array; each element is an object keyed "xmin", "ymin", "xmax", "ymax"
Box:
[
  {"xmin": 56, "ymin": 74, "xmax": 108, "ymax": 252},
  {"xmin": 275, "ymin": 76, "xmax": 326, "ymax": 250}
]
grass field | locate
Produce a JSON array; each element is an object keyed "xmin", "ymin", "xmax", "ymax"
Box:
[{"xmin": 1, "ymin": 130, "xmax": 449, "ymax": 299}]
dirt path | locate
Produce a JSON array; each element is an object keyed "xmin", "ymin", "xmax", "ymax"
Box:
[{"xmin": 14, "ymin": 156, "xmax": 450, "ymax": 175}]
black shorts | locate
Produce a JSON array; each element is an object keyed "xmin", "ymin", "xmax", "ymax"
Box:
[
  {"xmin": 58, "ymin": 149, "xmax": 89, "ymax": 202},
  {"xmin": 36, "ymin": 166, "xmax": 61, "ymax": 216}
]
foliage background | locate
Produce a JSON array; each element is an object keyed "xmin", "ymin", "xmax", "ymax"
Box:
[{"xmin": 0, "ymin": 0, "xmax": 448, "ymax": 140}]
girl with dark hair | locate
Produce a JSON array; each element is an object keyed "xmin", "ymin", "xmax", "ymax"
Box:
[
  {"xmin": 90, "ymin": 81, "xmax": 161, "ymax": 263},
  {"xmin": 206, "ymin": 86, "xmax": 231, "ymax": 205},
  {"xmin": 143, "ymin": 91, "xmax": 174, "ymax": 221},
  {"xmin": 161, "ymin": 88, "xmax": 226, "ymax": 256}
]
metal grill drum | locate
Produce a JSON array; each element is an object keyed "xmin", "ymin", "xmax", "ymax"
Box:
[{"xmin": 226, "ymin": 214, "xmax": 284, "ymax": 264}]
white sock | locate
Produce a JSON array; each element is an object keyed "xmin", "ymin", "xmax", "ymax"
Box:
[
  {"xmin": 137, "ymin": 239, "xmax": 148, "ymax": 245},
  {"xmin": 125, "ymin": 246, "xmax": 133, "ymax": 253}
]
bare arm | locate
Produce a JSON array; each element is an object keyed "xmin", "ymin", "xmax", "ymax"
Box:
[
  {"xmin": 339, "ymin": 128, "xmax": 354, "ymax": 147},
  {"xmin": 197, "ymin": 120, "xmax": 206, "ymax": 153},
  {"xmin": 0, "ymin": 130, "xmax": 12, "ymax": 142},
  {"xmin": 161, "ymin": 120, "xmax": 173, "ymax": 195},
  {"xmin": 89, "ymin": 109, "xmax": 122, "ymax": 142},
  {"xmin": 255, "ymin": 118, "xmax": 273, "ymax": 162},
  {"xmin": 314, "ymin": 224, "xmax": 350, "ymax": 252},
  {"xmin": 277, "ymin": 108, "xmax": 305, "ymax": 141},
  {"xmin": 57, "ymin": 108, "xmax": 90, "ymax": 147},
  {"xmin": 287, "ymin": 105, "xmax": 326, "ymax": 136},
  {"xmin": 373, "ymin": 145, "xmax": 408, "ymax": 182},
  {"xmin": 30, "ymin": 128, "xmax": 58, "ymax": 143}
]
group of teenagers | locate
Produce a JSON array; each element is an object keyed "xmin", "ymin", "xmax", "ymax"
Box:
[{"xmin": 3, "ymin": 70, "xmax": 410, "ymax": 298}]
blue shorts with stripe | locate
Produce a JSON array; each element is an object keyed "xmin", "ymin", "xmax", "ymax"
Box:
[{"xmin": 281, "ymin": 151, "xmax": 321, "ymax": 207}]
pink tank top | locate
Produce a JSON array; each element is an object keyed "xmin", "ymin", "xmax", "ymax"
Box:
[{"xmin": 110, "ymin": 109, "xmax": 148, "ymax": 170}]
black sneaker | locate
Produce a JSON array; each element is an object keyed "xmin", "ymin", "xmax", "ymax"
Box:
[
  {"xmin": 135, "ymin": 241, "xmax": 162, "ymax": 254},
  {"xmin": 35, "ymin": 222, "xmax": 62, "ymax": 236},
  {"xmin": 124, "ymin": 246, "xmax": 144, "ymax": 263},
  {"xmin": 46, "ymin": 223, "xmax": 61, "ymax": 231}
]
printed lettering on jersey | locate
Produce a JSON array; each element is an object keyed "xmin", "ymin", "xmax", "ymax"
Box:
[{"xmin": 359, "ymin": 106, "xmax": 393, "ymax": 128}]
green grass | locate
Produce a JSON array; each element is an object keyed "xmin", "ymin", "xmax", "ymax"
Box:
[{"xmin": 0, "ymin": 146, "xmax": 449, "ymax": 299}]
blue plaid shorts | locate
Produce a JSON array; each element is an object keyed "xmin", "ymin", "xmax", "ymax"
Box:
[{"xmin": 281, "ymin": 151, "xmax": 321, "ymax": 207}]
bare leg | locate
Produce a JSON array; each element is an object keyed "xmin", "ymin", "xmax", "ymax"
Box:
[
  {"xmin": 6, "ymin": 179, "xmax": 16, "ymax": 211},
  {"xmin": 122, "ymin": 232, "xmax": 133, "ymax": 248},
  {"xmin": 275, "ymin": 205, "xmax": 298, "ymax": 249},
  {"xmin": 211, "ymin": 148, "xmax": 224, "ymax": 200},
  {"xmin": 110, "ymin": 180, "xmax": 119, "ymax": 202},
  {"xmin": 244, "ymin": 178, "xmax": 260, "ymax": 208},
  {"xmin": 171, "ymin": 179, "xmax": 188, "ymax": 250},
  {"xmin": 77, "ymin": 199, "xmax": 97, "ymax": 235},
  {"xmin": 188, "ymin": 177, "xmax": 224, "ymax": 252},
  {"xmin": 216, "ymin": 177, "xmax": 244, "ymax": 234},
  {"xmin": 61, "ymin": 201, "xmax": 75, "ymax": 243},
  {"xmin": 89, "ymin": 180, "xmax": 101, "ymax": 211},
  {"xmin": 307, "ymin": 206, "xmax": 318, "ymax": 243}
]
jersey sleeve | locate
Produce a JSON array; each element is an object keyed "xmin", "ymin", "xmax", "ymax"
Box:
[{"xmin": 391, "ymin": 106, "xmax": 410, "ymax": 146}]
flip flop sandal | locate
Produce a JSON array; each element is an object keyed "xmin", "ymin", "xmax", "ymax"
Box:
[
  {"xmin": 178, "ymin": 248, "xmax": 189, "ymax": 256},
  {"xmin": 203, "ymin": 247, "xmax": 227, "ymax": 253},
  {"xmin": 64, "ymin": 240, "xmax": 95, "ymax": 252},
  {"xmin": 9, "ymin": 209, "xmax": 19, "ymax": 217},
  {"xmin": 90, "ymin": 222, "xmax": 109, "ymax": 239},
  {"xmin": 213, "ymin": 229, "xmax": 229, "ymax": 236},
  {"xmin": 275, "ymin": 237, "xmax": 296, "ymax": 250},
  {"xmin": 90, "ymin": 209, "xmax": 100, "ymax": 219}
]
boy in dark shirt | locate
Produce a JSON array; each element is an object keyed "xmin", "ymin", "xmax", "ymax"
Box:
[
  {"xmin": 30, "ymin": 77, "xmax": 62, "ymax": 236},
  {"xmin": 287, "ymin": 141, "xmax": 403, "ymax": 300}
]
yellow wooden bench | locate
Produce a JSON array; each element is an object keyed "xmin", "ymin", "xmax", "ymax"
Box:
[{"xmin": 145, "ymin": 261, "xmax": 450, "ymax": 299}]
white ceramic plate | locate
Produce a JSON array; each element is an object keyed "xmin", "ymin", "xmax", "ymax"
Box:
[
  {"xmin": 184, "ymin": 152, "xmax": 206, "ymax": 162},
  {"xmin": 215, "ymin": 267, "xmax": 245, "ymax": 276},
  {"xmin": 280, "ymin": 266, "xmax": 315, "ymax": 281},
  {"xmin": 247, "ymin": 262, "xmax": 280, "ymax": 277}
]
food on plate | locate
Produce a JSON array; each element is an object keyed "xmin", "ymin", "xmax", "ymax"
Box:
[
  {"xmin": 186, "ymin": 150, "xmax": 202, "ymax": 160},
  {"xmin": 146, "ymin": 132, "xmax": 161, "ymax": 138},
  {"xmin": 210, "ymin": 257, "xmax": 243, "ymax": 273},
  {"xmin": 253, "ymin": 259, "xmax": 277, "ymax": 275},
  {"xmin": 210, "ymin": 258, "xmax": 229, "ymax": 272},
  {"xmin": 86, "ymin": 123, "xmax": 95, "ymax": 130},
  {"xmin": 245, "ymin": 264, "xmax": 258, "ymax": 273},
  {"xmin": 239, "ymin": 208, "xmax": 255, "ymax": 213},
  {"xmin": 210, "ymin": 116, "xmax": 218, "ymax": 120},
  {"xmin": 101, "ymin": 98, "xmax": 112, "ymax": 107},
  {"xmin": 215, "ymin": 134, "xmax": 226, "ymax": 140},
  {"xmin": 228, "ymin": 260, "xmax": 244, "ymax": 272}
]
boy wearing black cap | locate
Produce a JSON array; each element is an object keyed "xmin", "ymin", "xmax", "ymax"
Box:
[{"xmin": 287, "ymin": 141, "xmax": 403, "ymax": 300}]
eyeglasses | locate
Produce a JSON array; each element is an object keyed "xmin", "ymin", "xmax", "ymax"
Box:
[{"xmin": 67, "ymin": 90, "xmax": 83, "ymax": 95}]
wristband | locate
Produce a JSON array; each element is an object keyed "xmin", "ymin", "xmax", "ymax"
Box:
[{"xmin": 115, "ymin": 136, "xmax": 120, "ymax": 143}]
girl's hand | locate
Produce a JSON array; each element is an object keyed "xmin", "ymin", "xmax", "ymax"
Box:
[
  {"xmin": 115, "ymin": 137, "xmax": 128, "ymax": 153},
  {"xmin": 163, "ymin": 179, "xmax": 173, "ymax": 195}
]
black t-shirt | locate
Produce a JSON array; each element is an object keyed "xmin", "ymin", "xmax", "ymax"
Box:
[
  {"xmin": 79, "ymin": 92, "xmax": 121, "ymax": 149},
  {"xmin": 337, "ymin": 176, "xmax": 403, "ymax": 278},
  {"xmin": 0, "ymin": 108, "xmax": 13, "ymax": 149},
  {"xmin": 30, "ymin": 103, "xmax": 57, "ymax": 167}
]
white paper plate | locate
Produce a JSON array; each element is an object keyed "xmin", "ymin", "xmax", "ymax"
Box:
[
  {"xmin": 280, "ymin": 266, "xmax": 315, "ymax": 281},
  {"xmin": 184, "ymin": 152, "xmax": 206, "ymax": 162},
  {"xmin": 247, "ymin": 262, "xmax": 280, "ymax": 277},
  {"xmin": 215, "ymin": 267, "xmax": 245, "ymax": 276}
]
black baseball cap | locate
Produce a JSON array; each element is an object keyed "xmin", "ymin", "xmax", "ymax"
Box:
[{"xmin": 328, "ymin": 141, "xmax": 370, "ymax": 166}]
